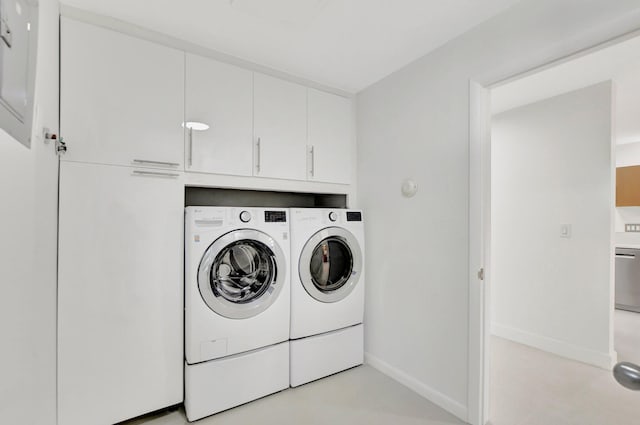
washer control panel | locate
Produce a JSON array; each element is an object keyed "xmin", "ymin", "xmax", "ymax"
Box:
[{"xmin": 328, "ymin": 212, "xmax": 338, "ymax": 222}]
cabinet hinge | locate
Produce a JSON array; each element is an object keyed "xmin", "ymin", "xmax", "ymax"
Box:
[
  {"xmin": 477, "ymin": 268, "xmax": 485, "ymax": 281},
  {"xmin": 56, "ymin": 138, "xmax": 67, "ymax": 156},
  {"xmin": 43, "ymin": 130, "xmax": 67, "ymax": 156}
]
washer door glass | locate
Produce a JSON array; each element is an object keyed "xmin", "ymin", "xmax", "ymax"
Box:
[
  {"xmin": 300, "ymin": 227, "xmax": 362, "ymax": 303},
  {"xmin": 198, "ymin": 229, "xmax": 286, "ymax": 319}
]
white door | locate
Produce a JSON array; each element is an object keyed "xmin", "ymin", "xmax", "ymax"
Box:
[
  {"xmin": 58, "ymin": 161, "xmax": 184, "ymax": 425},
  {"xmin": 253, "ymin": 73, "xmax": 307, "ymax": 180},
  {"xmin": 60, "ymin": 18, "xmax": 184, "ymax": 169},
  {"xmin": 185, "ymin": 54, "xmax": 253, "ymax": 176},
  {"xmin": 307, "ymin": 89, "xmax": 352, "ymax": 184}
]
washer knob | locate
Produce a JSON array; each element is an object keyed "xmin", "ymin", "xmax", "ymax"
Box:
[
  {"xmin": 328, "ymin": 212, "xmax": 338, "ymax": 222},
  {"xmin": 239, "ymin": 211, "xmax": 252, "ymax": 223}
]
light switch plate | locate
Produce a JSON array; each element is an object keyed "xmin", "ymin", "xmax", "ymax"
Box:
[
  {"xmin": 625, "ymin": 224, "xmax": 640, "ymax": 232},
  {"xmin": 560, "ymin": 224, "xmax": 572, "ymax": 238}
]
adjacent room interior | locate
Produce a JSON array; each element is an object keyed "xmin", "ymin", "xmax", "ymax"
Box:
[{"xmin": 488, "ymin": 32, "xmax": 640, "ymax": 425}]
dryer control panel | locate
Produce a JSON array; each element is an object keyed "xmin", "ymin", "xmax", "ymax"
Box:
[
  {"xmin": 265, "ymin": 211, "xmax": 287, "ymax": 223},
  {"xmin": 346, "ymin": 211, "xmax": 362, "ymax": 222}
]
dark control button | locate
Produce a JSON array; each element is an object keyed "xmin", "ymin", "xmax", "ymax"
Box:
[{"xmin": 239, "ymin": 211, "xmax": 252, "ymax": 223}]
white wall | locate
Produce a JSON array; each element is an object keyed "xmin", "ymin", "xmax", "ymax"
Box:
[
  {"xmin": 614, "ymin": 60, "xmax": 640, "ymax": 146},
  {"xmin": 357, "ymin": 0, "xmax": 640, "ymax": 421},
  {"xmin": 0, "ymin": 1, "xmax": 59, "ymax": 424},
  {"xmin": 491, "ymin": 83, "xmax": 615, "ymax": 369},
  {"xmin": 617, "ymin": 142, "xmax": 640, "ymax": 167}
]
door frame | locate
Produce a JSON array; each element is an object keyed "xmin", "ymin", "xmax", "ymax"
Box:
[
  {"xmin": 467, "ymin": 80, "xmax": 491, "ymax": 425},
  {"xmin": 467, "ymin": 27, "xmax": 640, "ymax": 425}
]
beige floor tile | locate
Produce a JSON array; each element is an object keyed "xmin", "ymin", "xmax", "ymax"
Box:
[
  {"xmin": 490, "ymin": 326, "xmax": 640, "ymax": 425},
  {"xmin": 615, "ymin": 309, "xmax": 640, "ymax": 364},
  {"xmin": 122, "ymin": 365, "xmax": 464, "ymax": 425},
  {"xmin": 125, "ymin": 311, "xmax": 640, "ymax": 425}
]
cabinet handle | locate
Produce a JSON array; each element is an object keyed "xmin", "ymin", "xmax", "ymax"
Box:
[
  {"xmin": 132, "ymin": 159, "xmax": 179, "ymax": 167},
  {"xmin": 132, "ymin": 170, "xmax": 180, "ymax": 178},
  {"xmin": 310, "ymin": 145, "xmax": 315, "ymax": 178},
  {"xmin": 256, "ymin": 137, "xmax": 261, "ymax": 174},
  {"xmin": 188, "ymin": 128, "xmax": 193, "ymax": 167}
]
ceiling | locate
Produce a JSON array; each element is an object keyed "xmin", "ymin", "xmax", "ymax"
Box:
[
  {"xmin": 492, "ymin": 34, "xmax": 640, "ymax": 145},
  {"xmin": 60, "ymin": 0, "xmax": 521, "ymax": 93}
]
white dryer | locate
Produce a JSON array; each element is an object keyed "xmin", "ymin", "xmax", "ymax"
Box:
[
  {"xmin": 184, "ymin": 207, "xmax": 290, "ymax": 421},
  {"xmin": 289, "ymin": 208, "xmax": 365, "ymax": 387}
]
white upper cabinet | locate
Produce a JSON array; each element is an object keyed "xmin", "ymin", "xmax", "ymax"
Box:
[
  {"xmin": 60, "ymin": 18, "xmax": 184, "ymax": 169},
  {"xmin": 253, "ymin": 73, "xmax": 307, "ymax": 181},
  {"xmin": 307, "ymin": 89, "xmax": 353, "ymax": 185},
  {"xmin": 185, "ymin": 54, "xmax": 253, "ymax": 176},
  {"xmin": 60, "ymin": 18, "xmax": 355, "ymax": 187}
]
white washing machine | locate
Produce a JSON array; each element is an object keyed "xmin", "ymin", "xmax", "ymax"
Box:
[
  {"xmin": 289, "ymin": 208, "xmax": 365, "ymax": 387},
  {"xmin": 184, "ymin": 207, "xmax": 290, "ymax": 421}
]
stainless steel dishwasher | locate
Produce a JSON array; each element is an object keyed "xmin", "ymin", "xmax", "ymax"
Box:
[{"xmin": 616, "ymin": 248, "xmax": 640, "ymax": 312}]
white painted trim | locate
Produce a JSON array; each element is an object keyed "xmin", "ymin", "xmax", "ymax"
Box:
[
  {"xmin": 468, "ymin": 81, "xmax": 491, "ymax": 425},
  {"xmin": 184, "ymin": 167, "xmax": 352, "ymax": 196},
  {"xmin": 492, "ymin": 323, "xmax": 617, "ymax": 371},
  {"xmin": 607, "ymin": 82, "xmax": 618, "ymax": 371},
  {"xmin": 364, "ymin": 352, "xmax": 468, "ymax": 422},
  {"xmin": 476, "ymin": 11, "xmax": 640, "ymax": 89},
  {"xmin": 487, "ymin": 26, "xmax": 640, "ymax": 90},
  {"xmin": 59, "ymin": 158, "xmax": 354, "ymax": 198},
  {"xmin": 59, "ymin": 5, "xmax": 354, "ymax": 98}
]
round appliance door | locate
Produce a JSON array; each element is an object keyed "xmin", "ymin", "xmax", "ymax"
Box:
[
  {"xmin": 198, "ymin": 229, "xmax": 286, "ymax": 319},
  {"xmin": 299, "ymin": 227, "xmax": 363, "ymax": 303}
]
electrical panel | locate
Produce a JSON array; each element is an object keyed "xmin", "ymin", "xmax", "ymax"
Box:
[{"xmin": 0, "ymin": 0, "xmax": 38, "ymax": 147}]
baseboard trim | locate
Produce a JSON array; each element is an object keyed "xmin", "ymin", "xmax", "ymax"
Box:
[
  {"xmin": 364, "ymin": 352, "xmax": 467, "ymax": 422},
  {"xmin": 492, "ymin": 323, "xmax": 616, "ymax": 370}
]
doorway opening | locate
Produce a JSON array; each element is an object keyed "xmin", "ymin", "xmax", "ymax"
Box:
[{"xmin": 471, "ymin": 30, "xmax": 640, "ymax": 425}]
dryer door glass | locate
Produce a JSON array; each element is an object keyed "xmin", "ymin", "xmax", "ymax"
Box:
[
  {"xmin": 299, "ymin": 227, "xmax": 363, "ymax": 303},
  {"xmin": 198, "ymin": 230, "xmax": 286, "ymax": 319},
  {"xmin": 309, "ymin": 237, "xmax": 353, "ymax": 292}
]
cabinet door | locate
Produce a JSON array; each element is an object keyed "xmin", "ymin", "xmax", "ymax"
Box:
[
  {"xmin": 617, "ymin": 166, "xmax": 640, "ymax": 206},
  {"xmin": 307, "ymin": 89, "xmax": 353, "ymax": 184},
  {"xmin": 185, "ymin": 54, "xmax": 253, "ymax": 176},
  {"xmin": 60, "ymin": 18, "xmax": 184, "ymax": 169},
  {"xmin": 253, "ymin": 73, "xmax": 307, "ymax": 180},
  {"xmin": 58, "ymin": 162, "xmax": 184, "ymax": 425}
]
